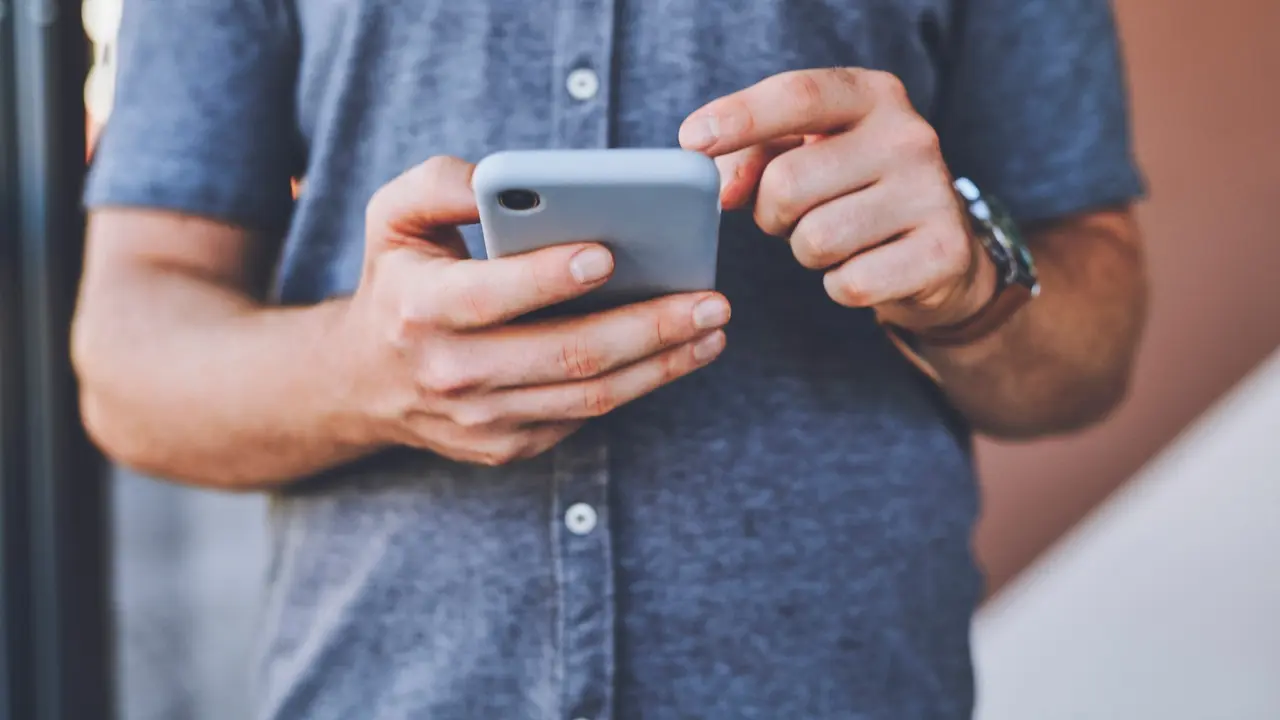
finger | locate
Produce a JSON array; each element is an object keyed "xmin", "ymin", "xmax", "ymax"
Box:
[
  {"xmin": 680, "ymin": 68, "xmax": 906, "ymax": 156},
  {"xmin": 714, "ymin": 137, "xmax": 804, "ymax": 210},
  {"xmin": 415, "ymin": 243, "xmax": 617, "ymax": 329},
  {"xmin": 821, "ymin": 221, "xmax": 972, "ymax": 311},
  {"xmin": 516, "ymin": 421, "xmax": 585, "ymax": 459},
  {"xmin": 366, "ymin": 156, "xmax": 480, "ymax": 256},
  {"xmin": 788, "ymin": 176, "xmax": 955, "ymax": 269},
  {"xmin": 496, "ymin": 330, "xmax": 727, "ymax": 421},
  {"xmin": 433, "ymin": 420, "xmax": 582, "ymax": 466},
  {"xmin": 461, "ymin": 291, "xmax": 731, "ymax": 388},
  {"xmin": 750, "ymin": 114, "xmax": 913, "ymax": 236}
]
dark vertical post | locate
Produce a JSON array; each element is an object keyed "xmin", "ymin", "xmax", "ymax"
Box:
[
  {"xmin": 10, "ymin": 0, "xmax": 113, "ymax": 718},
  {"xmin": 0, "ymin": 0, "xmax": 33, "ymax": 717}
]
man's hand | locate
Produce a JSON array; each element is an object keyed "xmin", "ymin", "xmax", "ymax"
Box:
[
  {"xmin": 342, "ymin": 156, "xmax": 730, "ymax": 466},
  {"xmin": 679, "ymin": 68, "xmax": 1148, "ymax": 438},
  {"xmin": 679, "ymin": 68, "xmax": 995, "ymax": 335},
  {"xmin": 74, "ymin": 157, "xmax": 729, "ymax": 488}
]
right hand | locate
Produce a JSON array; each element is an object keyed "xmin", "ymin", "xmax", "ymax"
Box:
[{"xmin": 341, "ymin": 156, "xmax": 731, "ymax": 466}]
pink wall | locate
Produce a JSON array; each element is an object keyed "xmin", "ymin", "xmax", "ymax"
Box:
[{"xmin": 976, "ymin": 0, "xmax": 1280, "ymax": 594}]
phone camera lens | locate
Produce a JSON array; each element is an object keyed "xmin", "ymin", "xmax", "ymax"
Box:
[{"xmin": 497, "ymin": 189, "xmax": 541, "ymax": 212}]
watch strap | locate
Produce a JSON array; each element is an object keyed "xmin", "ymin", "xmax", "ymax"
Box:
[{"xmin": 910, "ymin": 280, "xmax": 1033, "ymax": 348}]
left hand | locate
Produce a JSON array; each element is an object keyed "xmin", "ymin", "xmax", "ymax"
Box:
[{"xmin": 679, "ymin": 68, "xmax": 997, "ymax": 334}]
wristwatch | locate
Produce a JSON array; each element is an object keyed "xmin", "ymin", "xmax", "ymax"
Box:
[{"xmin": 911, "ymin": 177, "xmax": 1040, "ymax": 347}]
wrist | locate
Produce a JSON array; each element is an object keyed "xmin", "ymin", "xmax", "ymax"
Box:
[
  {"xmin": 886, "ymin": 227, "xmax": 999, "ymax": 336},
  {"xmin": 901, "ymin": 177, "xmax": 1038, "ymax": 348},
  {"xmin": 878, "ymin": 237, "xmax": 999, "ymax": 381},
  {"xmin": 320, "ymin": 296, "xmax": 402, "ymax": 451},
  {"xmin": 946, "ymin": 237, "xmax": 1001, "ymax": 331}
]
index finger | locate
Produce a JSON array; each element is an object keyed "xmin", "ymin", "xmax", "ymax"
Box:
[
  {"xmin": 422, "ymin": 243, "xmax": 616, "ymax": 329},
  {"xmin": 679, "ymin": 68, "xmax": 899, "ymax": 156}
]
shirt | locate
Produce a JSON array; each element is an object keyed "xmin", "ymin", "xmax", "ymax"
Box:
[{"xmin": 85, "ymin": 0, "xmax": 1144, "ymax": 717}]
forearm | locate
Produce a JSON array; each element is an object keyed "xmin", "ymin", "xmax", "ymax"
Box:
[
  {"xmin": 73, "ymin": 266, "xmax": 381, "ymax": 490},
  {"xmin": 922, "ymin": 210, "xmax": 1147, "ymax": 439}
]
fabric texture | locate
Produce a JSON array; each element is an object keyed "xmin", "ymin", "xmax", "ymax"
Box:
[{"xmin": 86, "ymin": 0, "xmax": 1143, "ymax": 718}]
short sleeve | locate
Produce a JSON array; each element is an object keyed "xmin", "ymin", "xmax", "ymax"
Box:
[
  {"xmin": 934, "ymin": 0, "xmax": 1145, "ymax": 224},
  {"xmin": 84, "ymin": 0, "xmax": 301, "ymax": 235}
]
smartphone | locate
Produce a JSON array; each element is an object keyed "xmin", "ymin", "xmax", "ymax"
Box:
[{"xmin": 474, "ymin": 149, "xmax": 721, "ymax": 311}]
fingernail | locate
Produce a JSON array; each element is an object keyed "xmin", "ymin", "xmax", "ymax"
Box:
[
  {"xmin": 569, "ymin": 247, "xmax": 613, "ymax": 284},
  {"xmin": 680, "ymin": 115, "xmax": 720, "ymax": 150},
  {"xmin": 693, "ymin": 296, "xmax": 731, "ymax": 330},
  {"xmin": 693, "ymin": 331, "xmax": 727, "ymax": 362}
]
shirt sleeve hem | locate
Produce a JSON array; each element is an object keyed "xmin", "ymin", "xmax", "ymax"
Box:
[
  {"xmin": 1004, "ymin": 165, "xmax": 1148, "ymax": 225},
  {"xmin": 83, "ymin": 151, "xmax": 294, "ymax": 237}
]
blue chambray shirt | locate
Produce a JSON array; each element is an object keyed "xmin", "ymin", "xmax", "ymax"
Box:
[{"xmin": 86, "ymin": 0, "xmax": 1143, "ymax": 717}]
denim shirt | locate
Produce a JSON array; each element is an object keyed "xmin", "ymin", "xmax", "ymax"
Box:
[{"xmin": 87, "ymin": 0, "xmax": 1142, "ymax": 717}]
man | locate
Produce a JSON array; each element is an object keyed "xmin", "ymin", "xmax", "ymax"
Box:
[{"xmin": 73, "ymin": 0, "xmax": 1147, "ymax": 717}]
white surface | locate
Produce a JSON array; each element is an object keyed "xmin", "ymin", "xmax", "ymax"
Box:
[{"xmin": 974, "ymin": 350, "xmax": 1280, "ymax": 720}]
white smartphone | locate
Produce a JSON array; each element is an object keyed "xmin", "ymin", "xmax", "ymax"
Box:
[{"xmin": 474, "ymin": 149, "xmax": 721, "ymax": 311}]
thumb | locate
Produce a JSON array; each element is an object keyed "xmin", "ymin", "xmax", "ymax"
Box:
[{"xmin": 365, "ymin": 156, "xmax": 480, "ymax": 258}]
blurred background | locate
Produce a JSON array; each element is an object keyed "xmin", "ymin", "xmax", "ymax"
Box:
[{"xmin": 2, "ymin": 0, "xmax": 1277, "ymax": 718}]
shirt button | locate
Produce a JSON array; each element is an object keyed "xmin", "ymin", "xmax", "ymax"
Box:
[
  {"xmin": 565, "ymin": 67, "xmax": 599, "ymax": 101},
  {"xmin": 564, "ymin": 503, "xmax": 598, "ymax": 536}
]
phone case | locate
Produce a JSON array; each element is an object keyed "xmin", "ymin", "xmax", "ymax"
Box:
[{"xmin": 474, "ymin": 149, "xmax": 722, "ymax": 309}]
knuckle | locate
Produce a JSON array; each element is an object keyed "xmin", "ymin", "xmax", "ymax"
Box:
[
  {"xmin": 476, "ymin": 441, "xmax": 523, "ymax": 468},
  {"xmin": 388, "ymin": 157, "xmax": 451, "ymax": 213},
  {"xmin": 758, "ymin": 160, "xmax": 804, "ymax": 233},
  {"xmin": 527, "ymin": 255, "xmax": 558, "ymax": 298},
  {"xmin": 387, "ymin": 301, "xmax": 424, "ymax": 349},
  {"xmin": 475, "ymin": 453, "xmax": 504, "ymax": 468},
  {"xmin": 579, "ymin": 382, "xmax": 615, "ymax": 417},
  {"xmin": 779, "ymin": 71, "xmax": 826, "ymax": 118},
  {"xmin": 897, "ymin": 120, "xmax": 942, "ymax": 158},
  {"xmin": 791, "ymin": 218, "xmax": 837, "ymax": 269},
  {"xmin": 869, "ymin": 70, "xmax": 910, "ymax": 105},
  {"xmin": 366, "ymin": 156, "xmax": 461, "ymax": 229},
  {"xmin": 661, "ymin": 345, "xmax": 687, "ymax": 383},
  {"xmin": 417, "ymin": 155, "xmax": 454, "ymax": 187},
  {"xmin": 503, "ymin": 437, "xmax": 536, "ymax": 464},
  {"xmin": 460, "ymin": 287, "xmax": 493, "ymax": 326},
  {"xmin": 651, "ymin": 305, "xmax": 680, "ymax": 346},
  {"xmin": 442, "ymin": 269, "xmax": 494, "ymax": 327},
  {"xmin": 449, "ymin": 403, "xmax": 498, "ymax": 430},
  {"xmin": 824, "ymin": 272, "xmax": 869, "ymax": 307},
  {"xmin": 831, "ymin": 66, "xmax": 867, "ymax": 95},
  {"xmin": 718, "ymin": 97, "xmax": 756, "ymax": 138},
  {"xmin": 640, "ymin": 298, "xmax": 691, "ymax": 345},
  {"xmin": 365, "ymin": 185, "xmax": 406, "ymax": 233},
  {"xmin": 558, "ymin": 335, "xmax": 602, "ymax": 380},
  {"xmin": 420, "ymin": 348, "xmax": 478, "ymax": 394}
]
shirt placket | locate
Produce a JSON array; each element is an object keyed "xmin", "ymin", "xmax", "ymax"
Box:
[
  {"xmin": 549, "ymin": 2, "xmax": 617, "ymax": 717},
  {"xmin": 551, "ymin": 0, "xmax": 615, "ymax": 149},
  {"xmin": 552, "ymin": 427, "xmax": 614, "ymax": 720}
]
